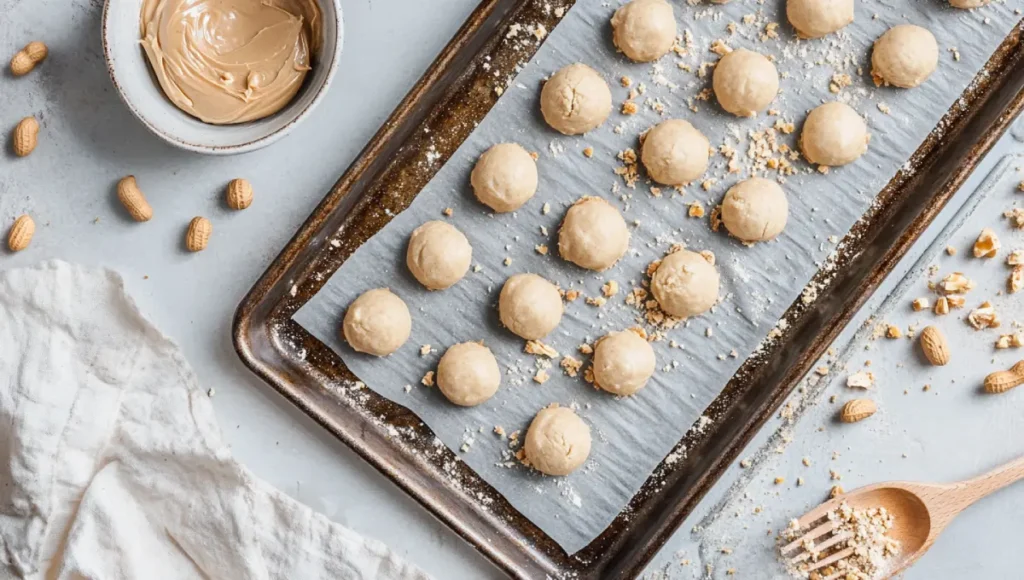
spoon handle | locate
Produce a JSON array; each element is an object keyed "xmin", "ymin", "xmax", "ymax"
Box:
[{"xmin": 951, "ymin": 456, "xmax": 1024, "ymax": 509}]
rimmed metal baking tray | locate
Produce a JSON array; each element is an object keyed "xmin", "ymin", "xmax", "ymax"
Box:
[{"xmin": 233, "ymin": 1, "xmax": 1024, "ymax": 577}]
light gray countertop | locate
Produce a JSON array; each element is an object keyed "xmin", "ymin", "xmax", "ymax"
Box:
[{"xmin": 3, "ymin": 1, "xmax": 1022, "ymax": 578}]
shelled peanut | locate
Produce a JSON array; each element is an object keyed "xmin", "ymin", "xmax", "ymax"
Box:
[
  {"xmin": 12, "ymin": 116, "xmax": 39, "ymax": 157},
  {"xmin": 984, "ymin": 361, "xmax": 1024, "ymax": 394},
  {"xmin": 7, "ymin": 215, "xmax": 35, "ymax": 252},
  {"xmin": 185, "ymin": 217, "xmax": 212, "ymax": 252},
  {"xmin": 226, "ymin": 178, "xmax": 253, "ymax": 210},
  {"xmin": 10, "ymin": 41, "xmax": 47, "ymax": 76},
  {"xmin": 116, "ymin": 176, "xmax": 154, "ymax": 222}
]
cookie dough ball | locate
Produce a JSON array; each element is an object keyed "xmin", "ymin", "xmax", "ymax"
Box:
[
  {"xmin": 540, "ymin": 63, "xmax": 612, "ymax": 135},
  {"xmin": 651, "ymin": 250, "xmax": 720, "ymax": 319},
  {"xmin": 406, "ymin": 221, "xmax": 472, "ymax": 290},
  {"xmin": 611, "ymin": 0, "xmax": 677, "ymax": 63},
  {"xmin": 436, "ymin": 342, "xmax": 501, "ymax": 407},
  {"xmin": 593, "ymin": 330, "xmax": 656, "ymax": 396},
  {"xmin": 641, "ymin": 119, "xmax": 710, "ymax": 186},
  {"xmin": 342, "ymin": 289, "xmax": 412, "ymax": 356},
  {"xmin": 721, "ymin": 178, "xmax": 788, "ymax": 243},
  {"xmin": 499, "ymin": 273, "xmax": 564, "ymax": 340},
  {"xmin": 524, "ymin": 405, "xmax": 591, "ymax": 476},
  {"xmin": 713, "ymin": 49, "xmax": 779, "ymax": 117},
  {"xmin": 470, "ymin": 143, "xmax": 538, "ymax": 213},
  {"xmin": 871, "ymin": 25, "xmax": 938, "ymax": 89},
  {"xmin": 950, "ymin": 0, "xmax": 989, "ymax": 8},
  {"xmin": 800, "ymin": 102, "xmax": 869, "ymax": 167},
  {"xmin": 558, "ymin": 197, "xmax": 630, "ymax": 271},
  {"xmin": 786, "ymin": 0, "xmax": 854, "ymax": 39}
]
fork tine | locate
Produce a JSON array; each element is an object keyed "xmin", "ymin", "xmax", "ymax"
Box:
[
  {"xmin": 780, "ymin": 519, "xmax": 838, "ymax": 554},
  {"xmin": 805, "ymin": 546, "xmax": 855, "ymax": 572},
  {"xmin": 795, "ymin": 498, "xmax": 841, "ymax": 530},
  {"xmin": 788, "ymin": 531, "xmax": 853, "ymax": 564}
]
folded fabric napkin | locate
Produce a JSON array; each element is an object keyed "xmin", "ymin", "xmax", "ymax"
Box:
[{"xmin": 0, "ymin": 261, "xmax": 429, "ymax": 580}]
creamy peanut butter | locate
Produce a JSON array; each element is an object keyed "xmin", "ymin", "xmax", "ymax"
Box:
[{"xmin": 140, "ymin": 0, "xmax": 322, "ymax": 125}]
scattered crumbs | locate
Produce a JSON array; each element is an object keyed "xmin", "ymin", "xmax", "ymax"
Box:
[
  {"xmin": 621, "ymin": 101, "xmax": 638, "ymax": 115},
  {"xmin": 525, "ymin": 340, "xmax": 559, "ymax": 358},
  {"xmin": 689, "ymin": 201, "xmax": 706, "ymax": 218},
  {"xmin": 560, "ymin": 356, "xmax": 582, "ymax": 377},
  {"xmin": 534, "ymin": 370, "xmax": 550, "ymax": 384},
  {"xmin": 583, "ymin": 146, "xmax": 594, "ymax": 158},
  {"xmin": 946, "ymin": 245, "xmax": 957, "ymax": 256},
  {"xmin": 586, "ymin": 295, "xmax": 607, "ymax": 307},
  {"xmin": 542, "ymin": 202, "xmax": 551, "ymax": 215},
  {"xmin": 421, "ymin": 371, "xmax": 435, "ymax": 387},
  {"xmin": 419, "ymin": 344, "xmax": 432, "ymax": 356},
  {"xmin": 535, "ymin": 244, "xmax": 549, "ymax": 255},
  {"xmin": 503, "ymin": 257, "xmax": 512, "ymax": 266},
  {"xmin": 442, "ymin": 207, "xmax": 454, "ymax": 217},
  {"xmin": 602, "ymin": 280, "xmax": 619, "ymax": 297}
]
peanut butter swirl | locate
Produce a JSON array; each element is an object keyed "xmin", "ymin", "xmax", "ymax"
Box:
[{"xmin": 140, "ymin": 0, "xmax": 322, "ymax": 125}]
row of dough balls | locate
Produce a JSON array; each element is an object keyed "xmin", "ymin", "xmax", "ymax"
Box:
[
  {"xmin": 613, "ymin": 0, "xmax": 964, "ymax": 69},
  {"xmin": 618, "ymin": 0, "xmax": 943, "ymax": 90}
]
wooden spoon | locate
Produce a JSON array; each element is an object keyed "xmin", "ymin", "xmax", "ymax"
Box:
[{"xmin": 781, "ymin": 456, "xmax": 1024, "ymax": 578}]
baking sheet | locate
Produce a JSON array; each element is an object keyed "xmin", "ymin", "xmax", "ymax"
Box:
[{"xmin": 294, "ymin": 0, "xmax": 1019, "ymax": 553}]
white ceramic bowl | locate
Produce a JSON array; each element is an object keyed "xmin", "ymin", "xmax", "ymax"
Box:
[{"xmin": 101, "ymin": 0, "xmax": 343, "ymax": 155}]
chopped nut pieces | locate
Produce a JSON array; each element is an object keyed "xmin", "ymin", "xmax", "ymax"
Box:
[
  {"xmin": 533, "ymin": 370, "xmax": 550, "ymax": 384},
  {"xmin": 885, "ymin": 324, "xmax": 902, "ymax": 339},
  {"xmin": 911, "ymin": 297, "xmax": 930, "ymax": 311},
  {"xmin": 525, "ymin": 340, "xmax": 559, "ymax": 358},
  {"xmin": 1009, "ymin": 265, "xmax": 1023, "ymax": 294},
  {"xmin": 973, "ymin": 228, "xmax": 1000, "ymax": 258},
  {"xmin": 689, "ymin": 201, "xmax": 706, "ymax": 218},
  {"xmin": 602, "ymin": 280, "xmax": 619, "ymax": 297},
  {"xmin": 1007, "ymin": 250, "xmax": 1024, "ymax": 266},
  {"xmin": 783, "ymin": 502, "xmax": 899, "ymax": 580},
  {"xmin": 934, "ymin": 297, "xmax": 950, "ymax": 315},
  {"xmin": 938, "ymin": 272, "xmax": 974, "ymax": 295},
  {"xmin": 560, "ymin": 356, "xmax": 582, "ymax": 378},
  {"xmin": 421, "ymin": 371, "xmax": 435, "ymax": 387},
  {"xmin": 995, "ymin": 333, "xmax": 1024, "ymax": 349},
  {"xmin": 967, "ymin": 301, "xmax": 1000, "ymax": 330},
  {"xmin": 846, "ymin": 371, "xmax": 874, "ymax": 390},
  {"xmin": 1005, "ymin": 208, "xmax": 1024, "ymax": 229}
]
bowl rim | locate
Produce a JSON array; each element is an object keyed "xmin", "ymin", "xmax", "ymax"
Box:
[{"xmin": 101, "ymin": 0, "xmax": 344, "ymax": 155}]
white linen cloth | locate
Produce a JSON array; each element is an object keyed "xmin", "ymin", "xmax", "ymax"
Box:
[{"xmin": 0, "ymin": 261, "xmax": 430, "ymax": 580}]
